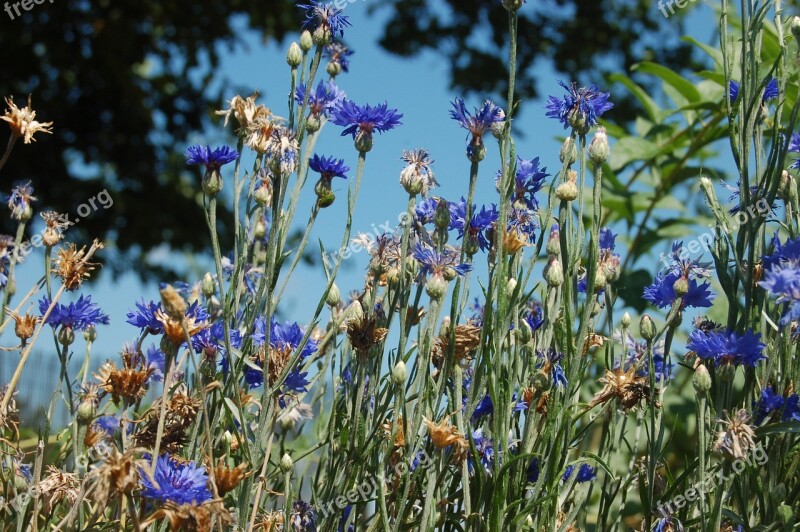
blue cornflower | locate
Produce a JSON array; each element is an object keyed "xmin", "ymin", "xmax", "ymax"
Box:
[
  {"xmin": 536, "ymin": 349, "xmax": 568, "ymax": 388},
  {"xmin": 331, "ymin": 99, "xmax": 402, "ymax": 151},
  {"xmin": 599, "ymin": 227, "xmax": 616, "ymax": 251},
  {"xmin": 251, "ymin": 318, "xmax": 318, "ymax": 359},
  {"xmin": 506, "ymin": 156, "xmax": 548, "ymax": 210},
  {"xmin": 284, "ymin": 367, "xmax": 311, "ymax": 393},
  {"xmin": 290, "ymin": 499, "xmax": 317, "ymax": 531},
  {"xmin": 449, "ymin": 198, "xmax": 498, "ymax": 252},
  {"xmin": 7, "ymin": 182, "xmax": 36, "ymax": 221},
  {"xmin": 139, "ymin": 454, "xmax": 212, "ymax": 505},
  {"xmin": 471, "ymin": 394, "xmax": 494, "ymax": 421},
  {"xmin": 753, "ymin": 387, "xmax": 785, "ymax": 423},
  {"xmin": 309, "ymin": 154, "xmax": 350, "ymax": 180},
  {"xmin": 762, "ymin": 233, "xmax": 800, "ymax": 269},
  {"xmin": 643, "ymin": 271, "xmax": 714, "ymax": 311},
  {"xmin": 507, "ymin": 207, "xmax": 538, "ymax": 242},
  {"xmin": 789, "ymin": 133, "xmax": 800, "ymax": 170},
  {"xmin": 39, "ymin": 295, "xmax": 109, "ymax": 331},
  {"xmin": 784, "ymin": 394, "xmax": 800, "ymax": 421},
  {"xmin": 469, "ymin": 429, "xmax": 495, "ymax": 475},
  {"xmin": 526, "ymin": 457, "xmax": 540, "ymax": 483},
  {"xmin": 686, "ymin": 328, "xmax": 765, "ymax": 367},
  {"xmin": 325, "ymin": 41, "xmax": 354, "ymax": 73},
  {"xmin": 729, "ymin": 78, "xmax": 778, "ymax": 104},
  {"xmin": 720, "ymin": 181, "xmax": 778, "ymax": 215},
  {"xmin": 545, "ymin": 81, "xmax": 613, "ymax": 132},
  {"xmin": 185, "ymin": 145, "xmax": 238, "ymax": 172},
  {"xmin": 126, "ymin": 299, "xmax": 164, "ymax": 333},
  {"xmin": 339, "ymin": 506, "xmax": 355, "ymax": 532},
  {"xmin": 653, "ymin": 516, "xmax": 685, "ymax": 532},
  {"xmin": 412, "ymin": 242, "xmax": 472, "ymax": 278},
  {"xmin": 523, "ymin": 300, "xmax": 544, "ymax": 333},
  {"xmin": 146, "ymin": 345, "xmax": 166, "ymax": 382},
  {"xmin": 295, "ymin": 80, "xmax": 345, "ymax": 117},
  {"xmin": 562, "ymin": 463, "xmax": 597, "ymax": 483},
  {"xmin": 299, "ymin": 1, "xmax": 350, "ymax": 41},
  {"xmin": 93, "ymin": 415, "xmax": 119, "ymax": 436},
  {"xmin": 759, "ymin": 265, "xmax": 800, "ymax": 325},
  {"xmin": 415, "ymin": 197, "xmax": 439, "ymax": 225},
  {"xmin": 450, "ymin": 98, "xmax": 504, "ymax": 159}
]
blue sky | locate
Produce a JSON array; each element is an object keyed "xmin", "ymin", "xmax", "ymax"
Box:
[{"xmin": 2, "ymin": 1, "xmax": 719, "ymax": 394}]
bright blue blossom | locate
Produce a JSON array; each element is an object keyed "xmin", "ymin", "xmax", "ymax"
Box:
[
  {"xmin": 412, "ymin": 242, "xmax": 472, "ymax": 278},
  {"xmin": 295, "ymin": 80, "xmax": 345, "ymax": 117},
  {"xmin": 450, "ymin": 98, "xmax": 504, "ymax": 157},
  {"xmin": 251, "ymin": 318, "xmax": 318, "ymax": 359},
  {"xmin": 563, "ymin": 463, "xmax": 597, "ymax": 483},
  {"xmin": 415, "ymin": 196, "xmax": 439, "ymax": 225},
  {"xmin": 471, "ymin": 394, "xmax": 494, "ymax": 421},
  {"xmin": 185, "ymin": 145, "xmax": 238, "ymax": 171},
  {"xmin": 449, "ymin": 198, "xmax": 498, "ymax": 252},
  {"xmin": 290, "ymin": 499, "xmax": 317, "ymax": 531},
  {"xmin": 469, "ymin": 429, "xmax": 495, "ymax": 475},
  {"xmin": 753, "ymin": 387, "xmax": 800, "ymax": 423},
  {"xmin": 506, "ymin": 156, "xmax": 548, "ymax": 210},
  {"xmin": 686, "ymin": 328, "xmax": 765, "ymax": 367},
  {"xmin": 643, "ymin": 271, "xmax": 714, "ymax": 310},
  {"xmin": 284, "ymin": 367, "xmax": 311, "ymax": 393},
  {"xmin": 139, "ymin": 453, "xmax": 212, "ymax": 505},
  {"xmin": 309, "ymin": 154, "xmax": 350, "ymax": 180},
  {"xmin": 523, "ymin": 300, "xmax": 545, "ymax": 333},
  {"xmin": 729, "ymin": 78, "xmax": 778, "ymax": 103},
  {"xmin": 325, "ymin": 42, "xmax": 354, "ymax": 72},
  {"xmin": 127, "ymin": 299, "xmax": 163, "ymax": 332},
  {"xmin": 545, "ymin": 81, "xmax": 613, "ymax": 131},
  {"xmin": 536, "ymin": 349, "xmax": 568, "ymax": 388},
  {"xmin": 94, "ymin": 415, "xmax": 119, "ymax": 436},
  {"xmin": 526, "ymin": 457, "xmax": 540, "ymax": 483},
  {"xmin": 789, "ymin": 133, "xmax": 800, "ymax": 170},
  {"xmin": 146, "ymin": 345, "xmax": 166, "ymax": 382},
  {"xmin": 299, "ymin": 1, "xmax": 351, "ymax": 39},
  {"xmin": 39, "ymin": 295, "xmax": 109, "ymax": 331},
  {"xmin": 331, "ymin": 99, "xmax": 403, "ymax": 143}
]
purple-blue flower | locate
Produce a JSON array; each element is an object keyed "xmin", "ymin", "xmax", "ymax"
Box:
[
  {"xmin": 412, "ymin": 242, "xmax": 472, "ymax": 278},
  {"xmin": 127, "ymin": 299, "xmax": 163, "ymax": 333},
  {"xmin": 449, "ymin": 198, "xmax": 498, "ymax": 252},
  {"xmin": 789, "ymin": 132, "xmax": 800, "ymax": 170},
  {"xmin": 325, "ymin": 42, "xmax": 354, "ymax": 73},
  {"xmin": 39, "ymin": 295, "xmax": 109, "ymax": 331},
  {"xmin": 94, "ymin": 415, "xmax": 119, "ymax": 436},
  {"xmin": 331, "ymin": 99, "xmax": 403, "ymax": 146},
  {"xmin": 471, "ymin": 394, "xmax": 494, "ymax": 421},
  {"xmin": 290, "ymin": 499, "xmax": 317, "ymax": 531},
  {"xmin": 299, "ymin": 1, "xmax": 351, "ymax": 39},
  {"xmin": 643, "ymin": 271, "xmax": 714, "ymax": 311},
  {"xmin": 562, "ymin": 463, "xmax": 597, "ymax": 483},
  {"xmin": 545, "ymin": 81, "xmax": 613, "ymax": 131},
  {"xmin": 284, "ymin": 367, "xmax": 311, "ymax": 394},
  {"xmin": 450, "ymin": 98, "xmax": 504, "ymax": 157},
  {"xmin": 506, "ymin": 157, "xmax": 549, "ymax": 210},
  {"xmin": 295, "ymin": 80, "xmax": 345, "ymax": 117},
  {"xmin": 185, "ymin": 145, "xmax": 238, "ymax": 172},
  {"xmin": 729, "ymin": 78, "xmax": 778, "ymax": 103},
  {"xmin": 7, "ymin": 182, "xmax": 36, "ymax": 220},
  {"xmin": 686, "ymin": 328, "xmax": 765, "ymax": 367},
  {"xmin": 139, "ymin": 453, "xmax": 212, "ymax": 505},
  {"xmin": 309, "ymin": 154, "xmax": 350, "ymax": 180}
]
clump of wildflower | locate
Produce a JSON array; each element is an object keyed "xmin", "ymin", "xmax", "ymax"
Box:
[
  {"xmin": 7, "ymin": 182, "xmax": 36, "ymax": 221},
  {"xmin": 449, "ymin": 98, "xmax": 505, "ymax": 161},
  {"xmin": 643, "ymin": 242, "xmax": 714, "ymax": 311},
  {"xmin": 545, "ymin": 81, "xmax": 613, "ymax": 134},
  {"xmin": 298, "ymin": 1, "xmax": 351, "ymax": 45},
  {"xmin": 399, "ymin": 149, "xmax": 437, "ymax": 195},
  {"xmin": 331, "ymin": 99, "xmax": 403, "ymax": 152},
  {"xmin": 1, "ymin": 95, "xmax": 53, "ymax": 143},
  {"xmin": 309, "ymin": 154, "xmax": 349, "ymax": 208},
  {"xmin": 449, "ymin": 199, "xmax": 498, "ymax": 254}
]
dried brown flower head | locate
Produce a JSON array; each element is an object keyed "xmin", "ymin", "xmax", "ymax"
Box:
[
  {"xmin": 714, "ymin": 409, "xmax": 757, "ymax": 460},
  {"xmin": 53, "ymin": 243, "xmax": 100, "ymax": 290},
  {"xmin": 94, "ymin": 361, "xmax": 116, "ymax": 393},
  {"xmin": 245, "ymin": 113, "xmax": 283, "ymax": 154},
  {"xmin": 0, "ymin": 385, "xmax": 20, "ymax": 439},
  {"xmin": 216, "ymin": 92, "xmax": 269, "ymax": 131},
  {"xmin": 213, "ymin": 461, "xmax": 252, "ymax": 496},
  {"xmin": 1, "ymin": 95, "xmax": 53, "ymax": 143},
  {"xmin": 432, "ymin": 324, "xmax": 481, "ymax": 369},
  {"xmin": 87, "ymin": 448, "xmax": 144, "ymax": 507},
  {"xmin": 406, "ymin": 306, "xmax": 426, "ymax": 326},
  {"xmin": 347, "ymin": 314, "xmax": 388, "ymax": 354},
  {"xmin": 141, "ymin": 500, "xmax": 234, "ymax": 531},
  {"xmin": 503, "ymin": 227, "xmax": 529, "ymax": 254},
  {"xmin": 38, "ymin": 465, "xmax": 80, "ymax": 512},
  {"xmin": 133, "ymin": 394, "xmax": 200, "ymax": 452},
  {"xmin": 424, "ymin": 417, "xmax": 468, "ymax": 457},
  {"xmin": 255, "ymin": 512, "xmax": 284, "ymax": 531},
  {"xmin": 590, "ymin": 366, "xmax": 659, "ymax": 412},
  {"xmin": 40, "ymin": 211, "xmax": 68, "ymax": 247},
  {"xmin": 5, "ymin": 309, "xmax": 39, "ymax": 345},
  {"xmin": 382, "ymin": 416, "xmax": 405, "ymax": 448},
  {"xmin": 106, "ymin": 366, "xmax": 154, "ymax": 405}
]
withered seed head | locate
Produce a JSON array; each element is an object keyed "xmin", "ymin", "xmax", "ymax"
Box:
[
  {"xmin": 1, "ymin": 94, "xmax": 53, "ymax": 143},
  {"xmin": 106, "ymin": 367, "xmax": 154, "ymax": 405},
  {"xmin": 6, "ymin": 308, "xmax": 39, "ymax": 344},
  {"xmin": 213, "ymin": 461, "xmax": 252, "ymax": 496},
  {"xmin": 346, "ymin": 314, "xmax": 388, "ymax": 353},
  {"xmin": 432, "ymin": 324, "xmax": 481, "ymax": 369},
  {"xmin": 53, "ymin": 243, "xmax": 101, "ymax": 290},
  {"xmin": 590, "ymin": 366, "xmax": 658, "ymax": 413}
]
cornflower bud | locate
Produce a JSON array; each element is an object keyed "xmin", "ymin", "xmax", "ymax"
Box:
[
  {"xmin": 588, "ymin": 126, "xmax": 610, "ymax": 165},
  {"xmin": 280, "ymin": 453, "xmax": 294, "ymax": 473},
  {"xmin": 544, "ymin": 256, "xmax": 564, "ymax": 287},
  {"xmin": 791, "ymin": 17, "xmax": 800, "ymax": 45},
  {"xmin": 300, "ymin": 30, "xmax": 313, "ymax": 52},
  {"xmin": 673, "ymin": 275, "xmax": 689, "ymax": 297},
  {"xmin": 639, "ymin": 315, "xmax": 656, "ymax": 341},
  {"xmin": 58, "ymin": 326, "xmax": 75, "ymax": 346},
  {"xmin": 692, "ymin": 363, "xmax": 712, "ymax": 394},
  {"xmin": 621, "ymin": 312, "xmax": 631, "ymax": 328},
  {"xmin": 425, "ymin": 273, "xmax": 448, "ymax": 300},
  {"xmin": 392, "ymin": 360, "xmax": 407, "ymax": 386},
  {"xmin": 560, "ymin": 137, "xmax": 577, "ymax": 166},
  {"xmin": 327, "ymin": 61, "xmax": 342, "ymax": 78},
  {"xmin": 326, "ymin": 283, "xmax": 341, "ymax": 307},
  {"xmin": 287, "ymin": 42, "xmax": 303, "ymax": 68},
  {"xmin": 434, "ymin": 200, "xmax": 451, "ymax": 229},
  {"xmin": 201, "ymin": 272, "xmax": 215, "ymax": 298},
  {"xmin": 83, "ymin": 325, "xmax": 97, "ymax": 343},
  {"xmin": 555, "ymin": 170, "xmax": 579, "ymax": 201}
]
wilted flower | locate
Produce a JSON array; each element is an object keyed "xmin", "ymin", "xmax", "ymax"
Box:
[
  {"xmin": 432, "ymin": 324, "xmax": 481, "ymax": 368},
  {"xmin": 53, "ymin": 242, "xmax": 100, "ymax": 290},
  {"xmin": 213, "ymin": 461, "xmax": 252, "ymax": 496},
  {"xmin": 7, "ymin": 182, "xmax": 36, "ymax": 221},
  {"xmin": 140, "ymin": 500, "xmax": 234, "ymax": 531},
  {"xmin": 347, "ymin": 314, "xmax": 388, "ymax": 355},
  {"xmin": 399, "ymin": 149, "xmax": 437, "ymax": 195},
  {"xmin": 40, "ymin": 211, "xmax": 69, "ymax": 247},
  {"xmin": 424, "ymin": 417, "xmax": 468, "ymax": 454},
  {"xmin": 6, "ymin": 309, "xmax": 39, "ymax": 345},
  {"xmin": 713, "ymin": 409, "xmax": 757, "ymax": 460},
  {"xmin": 1, "ymin": 95, "xmax": 53, "ymax": 144},
  {"xmin": 590, "ymin": 366, "xmax": 659, "ymax": 412}
]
